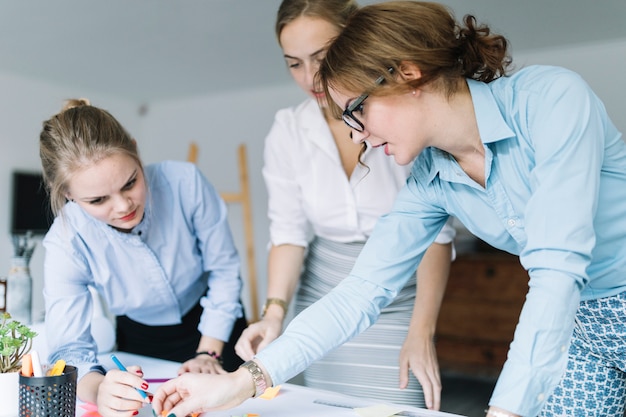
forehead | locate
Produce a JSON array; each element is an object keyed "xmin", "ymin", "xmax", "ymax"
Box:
[
  {"xmin": 68, "ymin": 153, "xmax": 139, "ymax": 196},
  {"xmin": 279, "ymin": 16, "xmax": 340, "ymax": 58}
]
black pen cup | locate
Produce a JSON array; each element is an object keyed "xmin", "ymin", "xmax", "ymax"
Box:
[{"xmin": 18, "ymin": 365, "xmax": 77, "ymax": 417}]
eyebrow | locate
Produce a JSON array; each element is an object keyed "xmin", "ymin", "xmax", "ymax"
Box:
[
  {"xmin": 283, "ymin": 47, "xmax": 326, "ymax": 61},
  {"xmin": 79, "ymin": 169, "xmax": 138, "ymax": 201},
  {"xmin": 345, "ymin": 94, "xmax": 364, "ymax": 110}
]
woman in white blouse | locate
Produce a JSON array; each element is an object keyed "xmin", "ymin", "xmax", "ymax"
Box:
[{"xmin": 234, "ymin": 0, "xmax": 455, "ymax": 409}]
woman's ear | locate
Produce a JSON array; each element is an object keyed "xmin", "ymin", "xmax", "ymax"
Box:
[{"xmin": 398, "ymin": 61, "xmax": 422, "ymax": 81}]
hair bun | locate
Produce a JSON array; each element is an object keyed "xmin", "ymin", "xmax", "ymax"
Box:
[{"xmin": 62, "ymin": 98, "xmax": 91, "ymax": 112}]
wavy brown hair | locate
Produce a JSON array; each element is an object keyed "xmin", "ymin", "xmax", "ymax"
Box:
[
  {"xmin": 39, "ymin": 99, "xmax": 142, "ymax": 216},
  {"xmin": 318, "ymin": 1, "xmax": 512, "ymax": 118}
]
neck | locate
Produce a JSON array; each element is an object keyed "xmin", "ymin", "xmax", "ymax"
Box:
[{"xmin": 431, "ymin": 84, "xmax": 482, "ymax": 159}]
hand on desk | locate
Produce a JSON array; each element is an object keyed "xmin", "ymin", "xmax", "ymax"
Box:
[
  {"xmin": 234, "ymin": 316, "xmax": 283, "ymax": 360},
  {"xmin": 399, "ymin": 332, "xmax": 442, "ymax": 411},
  {"xmin": 97, "ymin": 365, "xmax": 152, "ymax": 417},
  {"xmin": 153, "ymin": 368, "xmax": 254, "ymax": 417},
  {"xmin": 178, "ymin": 355, "xmax": 226, "ymax": 375}
]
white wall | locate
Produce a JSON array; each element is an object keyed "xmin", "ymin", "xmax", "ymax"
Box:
[
  {"xmin": 140, "ymin": 83, "xmax": 306, "ymax": 318},
  {"xmin": 1, "ymin": 37, "xmax": 624, "ymax": 324},
  {"xmin": 514, "ymin": 38, "xmax": 626, "ymax": 135}
]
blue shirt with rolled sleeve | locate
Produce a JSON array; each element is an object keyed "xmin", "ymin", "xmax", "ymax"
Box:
[
  {"xmin": 255, "ymin": 65, "xmax": 626, "ymax": 416},
  {"xmin": 43, "ymin": 161, "xmax": 243, "ymax": 379}
]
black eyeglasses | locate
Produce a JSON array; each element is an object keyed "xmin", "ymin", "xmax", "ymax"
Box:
[{"xmin": 342, "ymin": 69, "xmax": 392, "ymax": 132}]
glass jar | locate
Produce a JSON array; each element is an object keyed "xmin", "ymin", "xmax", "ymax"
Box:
[{"xmin": 6, "ymin": 256, "xmax": 32, "ymax": 324}]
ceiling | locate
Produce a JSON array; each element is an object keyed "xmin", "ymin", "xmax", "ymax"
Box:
[{"xmin": 2, "ymin": 0, "xmax": 626, "ymax": 104}]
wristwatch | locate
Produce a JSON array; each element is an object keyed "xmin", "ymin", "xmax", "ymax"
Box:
[
  {"xmin": 261, "ymin": 298, "xmax": 288, "ymax": 318},
  {"xmin": 240, "ymin": 360, "xmax": 267, "ymax": 398}
]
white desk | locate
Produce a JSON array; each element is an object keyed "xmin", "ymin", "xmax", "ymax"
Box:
[{"xmin": 77, "ymin": 352, "xmax": 465, "ymax": 417}]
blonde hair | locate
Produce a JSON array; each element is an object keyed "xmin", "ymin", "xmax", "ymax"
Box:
[
  {"xmin": 39, "ymin": 98, "xmax": 142, "ymax": 216},
  {"xmin": 275, "ymin": 0, "xmax": 359, "ymax": 41},
  {"xmin": 319, "ymin": 0, "xmax": 512, "ymax": 117}
]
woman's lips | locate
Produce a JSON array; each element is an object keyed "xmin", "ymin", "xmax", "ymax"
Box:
[{"xmin": 120, "ymin": 209, "xmax": 137, "ymax": 222}]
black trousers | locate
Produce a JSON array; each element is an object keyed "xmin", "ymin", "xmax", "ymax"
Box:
[{"xmin": 116, "ymin": 301, "xmax": 247, "ymax": 372}]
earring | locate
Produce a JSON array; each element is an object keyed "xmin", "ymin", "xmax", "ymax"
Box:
[{"xmin": 412, "ymin": 90, "xmax": 416, "ymax": 95}]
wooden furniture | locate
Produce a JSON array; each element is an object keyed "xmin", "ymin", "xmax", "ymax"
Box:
[
  {"xmin": 435, "ymin": 244, "xmax": 528, "ymax": 377},
  {"xmin": 187, "ymin": 142, "xmax": 260, "ymax": 322}
]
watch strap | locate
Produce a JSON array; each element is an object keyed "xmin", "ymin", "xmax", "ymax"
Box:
[
  {"xmin": 262, "ymin": 298, "xmax": 288, "ymax": 318},
  {"xmin": 240, "ymin": 360, "xmax": 267, "ymax": 398}
]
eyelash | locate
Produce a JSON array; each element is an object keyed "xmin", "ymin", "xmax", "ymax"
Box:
[
  {"xmin": 124, "ymin": 178, "xmax": 137, "ymax": 190},
  {"xmin": 287, "ymin": 57, "xmax": 324, "ymax": 70}
]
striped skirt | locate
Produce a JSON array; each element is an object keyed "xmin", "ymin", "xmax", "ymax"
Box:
[{"xmin": 295, "ymin": 236, "xmax": 425, "ymax": 407}]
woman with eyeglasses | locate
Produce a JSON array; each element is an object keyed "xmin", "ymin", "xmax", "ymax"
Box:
[
  {"xmin": 156, "ymin": 2, "xmax": 626, "ymax": 416},
  {"xmin": 233, "ymin": 0, "xmax": 454, "ymax": 409}
]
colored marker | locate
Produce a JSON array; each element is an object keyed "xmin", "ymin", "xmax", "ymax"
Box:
[
  {"xmin": 30, "ymin": 350, "xmax": 43, "ymax": 377},
  {"xmin": 110, "ymin": 354, "xmax": 148, "ymax": 401},
  {"xmin": 21, "ymin": 353, "xmax": 33, "ymax": 377},
  {"xmin": 144, "ymin": 378, "xmax": 170, "ymax": 383},
  {"xmin": 47, "ymin": 359, "xmax": 66, "ymax": 376}
]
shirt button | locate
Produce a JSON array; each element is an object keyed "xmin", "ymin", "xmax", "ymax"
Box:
[
  {"xmin": 537, "ymin": 393, "xmax": 545, "ymax": 401},
  {"xmin": 507, "ymin": 219, "xmax": 516, "ymax": 226}
]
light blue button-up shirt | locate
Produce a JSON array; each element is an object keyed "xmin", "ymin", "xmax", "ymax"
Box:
[
  {"xmin": 43, "ymin": 161, "xmax": 243, "ymax": 377},
  {"xmin": 256, "ymin": 65, "xmax": 626, "ymax": 416}
]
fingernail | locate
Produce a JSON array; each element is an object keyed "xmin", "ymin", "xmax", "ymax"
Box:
[
  {"xmin": 141, "ymin": 382, "xmax": 149, "ymax": 390},
  {"xmin": 135, "ymin": 369, "xmax": 143, "ymax": 375},
  {"xmin": 167, "ymin": 414, "xmax": 176, "ymax": 417},
  {"xmin": 148, "ymin": 395, "xmax": 154, "ymax": 402},
  {"xmin": 133, "ymin": 411, "xmax": 139, "ymax": 416}
]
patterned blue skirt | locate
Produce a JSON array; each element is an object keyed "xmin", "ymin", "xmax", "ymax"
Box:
[{"xmin": 540, "ymin": 291, "xmax": 626, "ymax": 416}]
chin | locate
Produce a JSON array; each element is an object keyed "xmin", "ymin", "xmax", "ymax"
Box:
[{"xmin": 394, "ymin": 155, "xmax": 413, "ymax": 166}]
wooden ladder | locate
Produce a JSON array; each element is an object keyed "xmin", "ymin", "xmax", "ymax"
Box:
[{"xmin": 187, "ymin": 142, "xmax": 259, "ymax": 322}]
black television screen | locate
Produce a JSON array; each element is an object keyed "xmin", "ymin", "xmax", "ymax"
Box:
[{"xmin": 11, "ymin": 171, "xmax": 53, "ymax": 235}]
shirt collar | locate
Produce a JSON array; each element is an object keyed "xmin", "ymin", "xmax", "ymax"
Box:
[
  {"xmin": 425, "ymin": 79, "xmax": 515, "ymax": 185},
  {"xmin": 466, "ymin": 78, "xmax": 515, "ymax": 144}
]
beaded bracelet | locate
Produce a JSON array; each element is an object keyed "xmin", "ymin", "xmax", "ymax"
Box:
[{"xmin": 195, "ymin": 350, "xmax": 223, "ymax": 365}]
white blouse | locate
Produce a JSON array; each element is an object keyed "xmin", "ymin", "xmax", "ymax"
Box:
[{"xmin": 263, "ymin": 98, "xmax": 455, "ymax": 247}]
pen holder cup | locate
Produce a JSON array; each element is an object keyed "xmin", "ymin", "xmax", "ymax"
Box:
[{"xmin": 18, "ymin": 365, "xmax": 77, "ymax": 417}]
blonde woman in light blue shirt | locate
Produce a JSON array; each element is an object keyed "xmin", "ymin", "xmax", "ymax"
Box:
[{"xmin": 40, "ymin": 99, "xmax": 247, "ymax": 417}]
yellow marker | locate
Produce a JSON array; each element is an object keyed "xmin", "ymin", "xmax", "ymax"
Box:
[{"xmin": 47, "ymin": 359, "xmax": 66, "ymax": 376}]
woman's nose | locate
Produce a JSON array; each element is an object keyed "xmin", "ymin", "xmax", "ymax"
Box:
[
  {"xmin": 306, "ymin": 61, "xmax": 321, "ymax": 88},
  {"xmin": 116, "ymin": 194, "xmax": 133, "ymax": 211},
  {"xmin": 350, "ymin": 129, "xmax": 368, "ymax": 144}
]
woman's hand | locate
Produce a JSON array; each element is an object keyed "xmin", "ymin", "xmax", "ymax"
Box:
[
  {"xmin": 152, "ymin": 368, "xmax": 255, "ymax": 417},
  {"xmin": 234, "ymin": 317, "xmax": 282, "ymax": 360},
  {"xmin": 399, "ymin": 333, "xmax": 441, "ymax": 410},
  {"xmin": 178, "ymin": 354, "xmax": 226, "ymax": 375},
  {"xmin": 96, "ymin": 366, "xmax": 152, "ymax": 417}
]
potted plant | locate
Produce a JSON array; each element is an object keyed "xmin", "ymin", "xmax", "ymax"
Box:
[{"xmin": 0, "ymin": 312, "xmax": 37, "ymax": 417}]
